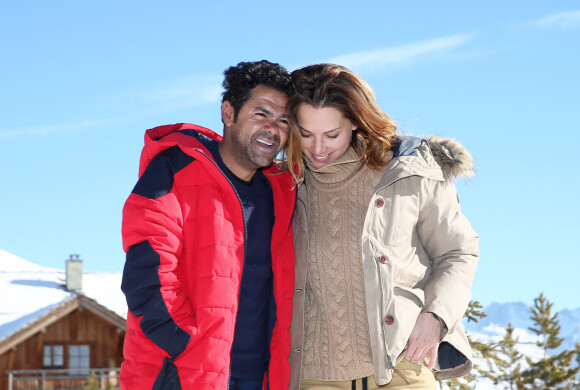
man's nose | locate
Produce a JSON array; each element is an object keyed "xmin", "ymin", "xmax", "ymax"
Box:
[{"xmin": 263, "ymin": 118, "xmax": 281, "ymax": 137}]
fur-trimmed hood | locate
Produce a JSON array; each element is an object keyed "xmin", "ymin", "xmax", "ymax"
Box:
[
  {"xmin": 427, "ymin": 136, "xmax": 475, "ymax": 180},
  {"xmin": 381, "ymin": 136, "xmax": 474, "ymax": 188}
]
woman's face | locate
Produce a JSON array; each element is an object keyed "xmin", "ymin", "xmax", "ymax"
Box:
[{"xmin": 296, "ymin": 104, "xmax": 357, "ymax": 169}]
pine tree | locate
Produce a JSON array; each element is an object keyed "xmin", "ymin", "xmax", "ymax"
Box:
[
  {"xmin": 444, "ymin": 372, "xmax": 477, "ymax": 390},
  {"xmin": 573, "ymin": 343, "xmax": 580, "ymax": 389},
  {"xmin": 494, "ymin": 323, "xmax": 525, "ymax": 390},
  {"xmin": 443, "ymin": 300, "xmax": 496, "ymax": 390},
  {"xmin": 83, "ymin": 372, "xmax": 100, "ymax": 390},
  {"xmin": 464, "ymin": 299, "xmax": 487, "ymax": 324},
  {"xmin": 474, "ymin": 338, "xmax": 505, "ymax": 384},
  {"xmin": 522, "ymin": 293, "xmax": 579, "ymax": 389}
]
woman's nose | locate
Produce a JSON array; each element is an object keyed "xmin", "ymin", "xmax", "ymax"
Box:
[{"xmin": 313, "ymin": 138, "xmax": 324, "ymax": 155}]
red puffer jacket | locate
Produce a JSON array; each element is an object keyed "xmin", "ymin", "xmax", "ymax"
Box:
[{"xmin": 120, "ymin": 123, "xmax": 296, "ymax": 390}]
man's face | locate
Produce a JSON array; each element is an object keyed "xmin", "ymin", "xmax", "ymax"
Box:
[{"xmin": 220, "ymin": 85, "xmax": 289, "ymax": 180}]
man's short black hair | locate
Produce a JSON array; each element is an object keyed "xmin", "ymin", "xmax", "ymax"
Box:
[{"xmin": 222, "ymin": 60, "xmax": 292, "ymax": 122}]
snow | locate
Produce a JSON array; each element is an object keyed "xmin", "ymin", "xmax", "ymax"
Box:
[
  {"xmin": 83, "ymin": 272, "xmax": 127, "ymax": 318},
  {"xmin": 461, "ymin": 301, "xmax": 580, "ymax": 388},
  {"xmin": 464, "ymin": 301, "xmax": 580, "ymax": 352},
  {"xmin": 0, "ymin": 248, "xmax": 127, "ymax": 342},
  {"xmin": 2, "ymin": 248, "xmax": 579, "ymax": 387}
]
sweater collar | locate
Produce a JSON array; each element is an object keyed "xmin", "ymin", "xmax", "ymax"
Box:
[{"xmin": 306, "ymin": 146, "xmax": 364, "ymax": 185}]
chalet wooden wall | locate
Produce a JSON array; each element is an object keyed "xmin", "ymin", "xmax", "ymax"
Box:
[{"xmin": 0, "ymin": 307, "xmax": 125, "ymax": 390}]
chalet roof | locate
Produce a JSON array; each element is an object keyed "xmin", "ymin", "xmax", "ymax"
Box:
[{"xmin": 0, "ymin": 249, "xmax": 127, "ymax": 352}]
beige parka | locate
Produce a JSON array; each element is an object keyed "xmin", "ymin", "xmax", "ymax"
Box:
[{"xmin": 289, "ymin": 136, "xmax": 479, "ymax": 388}]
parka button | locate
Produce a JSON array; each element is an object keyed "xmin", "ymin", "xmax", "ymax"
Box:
[
  {"xmin": 385, "ymin": 315, "xmax": 394, "ymax": 325},
  {"xmin": 378, "ymin": 255, "xmax": 388, "ymax": 264},
  {"xmin": 376, "ymin": 198, "xmax": 384, "ymax": 208}
]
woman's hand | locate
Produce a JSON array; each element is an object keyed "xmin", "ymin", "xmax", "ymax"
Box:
[{"xmin": 405, "ymin": 312, "xmax": 441, "ymax": 370}]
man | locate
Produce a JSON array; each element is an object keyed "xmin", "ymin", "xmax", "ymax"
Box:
[{"xmin": 120, "ymin": 60, "xmax": 296, "ymax": 390}]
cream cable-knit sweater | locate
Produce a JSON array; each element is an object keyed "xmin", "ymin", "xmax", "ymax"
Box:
[{"xmin": 301, "ymin": 146, "xmax": 383, "ymax": 381}]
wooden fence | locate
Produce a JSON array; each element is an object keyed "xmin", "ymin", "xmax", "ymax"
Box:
[{"xmin": 6, "ymin": 368, "xmax": 120, "ymax": 390}]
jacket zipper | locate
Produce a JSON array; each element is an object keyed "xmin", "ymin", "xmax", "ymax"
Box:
[
  {"xmin": 375, "ymin": 254, "xmax": 394, "ymax": 372},
  {"xmin": 369, "ymin": 179, "xmax": 400, "ymax": 374},
  {"xmin": 196, "ymin": 150, "xmax": 247, "ymax": 390}
]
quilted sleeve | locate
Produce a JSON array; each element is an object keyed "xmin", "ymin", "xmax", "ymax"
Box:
[{"xmin": 121, "ymin": 146, "xmax": 195, "ymax": 358}]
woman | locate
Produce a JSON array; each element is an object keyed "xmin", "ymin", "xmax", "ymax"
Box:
[{"xmin": 286, "ymin": 64, "xmax": 479, "ymax": 390}]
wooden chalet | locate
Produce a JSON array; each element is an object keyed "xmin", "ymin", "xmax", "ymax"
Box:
[{"xmin": 0, "ymin": 255, "xmax": 126, "ymax": 390}]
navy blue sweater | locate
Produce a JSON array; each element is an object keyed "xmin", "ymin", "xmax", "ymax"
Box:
[{"xmin": 207, "ymin": 141, "xmax": 275, "ymax": 380}]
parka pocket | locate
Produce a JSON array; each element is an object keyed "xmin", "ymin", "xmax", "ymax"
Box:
[
  {"xmin": 386, "ymin": 286, "xmax": 426, "ymax": 359},
  {"xmin": 394, "ymin": 285, "xmax": 425, "ymax": 308}
]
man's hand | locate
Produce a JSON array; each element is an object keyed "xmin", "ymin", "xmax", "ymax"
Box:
[{"xmin": 405, "ymin": 312, "xmax": 441, "ymax": 370}]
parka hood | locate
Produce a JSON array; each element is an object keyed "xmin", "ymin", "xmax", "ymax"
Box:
[
  {"xmin": 138, "ymin": 123, "xmax": 221, "ymax": 177},
  {"xmin": 427, "ymin": 136, "xmax": 475, "ymax": 180},
  {"xmin": 376, "ymin": 135, "xmax": 474, "ymax": 190},
  {"xmin": 136, "ymin": 123, "xmax": 290, "ymax": 181},
  {"xmin": 388, "ymin": 135, "xmax": 475, "ymax": 182}
]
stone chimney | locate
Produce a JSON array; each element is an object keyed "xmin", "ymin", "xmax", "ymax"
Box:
[{"xmin": 66, "ymin": 254, "xmax": 83, "ymax": 292}]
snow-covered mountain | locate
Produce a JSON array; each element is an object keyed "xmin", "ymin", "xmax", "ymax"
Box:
[
  {"xmin": 464, "ymin": 301, "xmax": 580, "ymax": 351},
  {"xmin": 459, "ymin": 301, "xmax": 580, "ymax": 389}
]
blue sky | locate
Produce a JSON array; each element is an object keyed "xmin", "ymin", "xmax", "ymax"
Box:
[{"xmin": 1, "ymin": 1, "xmax": 579, "ymax": 311}]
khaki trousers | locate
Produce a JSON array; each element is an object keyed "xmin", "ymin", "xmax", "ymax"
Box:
[{"xmin": 300, "ymin": 359, "xmax": 436, "ymax": 390}]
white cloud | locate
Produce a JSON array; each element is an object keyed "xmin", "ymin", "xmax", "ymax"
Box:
[
  {"xmin": 325, "ymin": 33, "xmax": 474, "ymax": 72},
  {"xmin": 125, "ymin": 73, "xmax": 224, "ymax": 112},
  {"xmin": 0, "ymin": 119, "xmax": 105, "ymax": 139},
  {"xmin": 0, "ymin": 74, "xmax": 224, "ymax": 139},
  {"xmin": 528, "ymin": 10, "xmax": 580, "ymax": 30}
]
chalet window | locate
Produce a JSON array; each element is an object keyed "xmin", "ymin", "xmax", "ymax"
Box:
[
  {"xmin": 69, "ymin": 344, "xmax": 91, "ymax": 375},
  {"xmin": 43, "ymin": 344, "xmax": 64, "ymax": 367}
]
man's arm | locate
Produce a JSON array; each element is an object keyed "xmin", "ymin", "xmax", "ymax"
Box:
[{"xmin": 121, "ymin": 147, "xmax": 195, "ymax": 358}]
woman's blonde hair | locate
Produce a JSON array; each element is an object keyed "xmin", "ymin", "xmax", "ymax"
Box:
[{"xmin": 286, "ymin": 63, "xmax": 397, "ymax": 185}]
